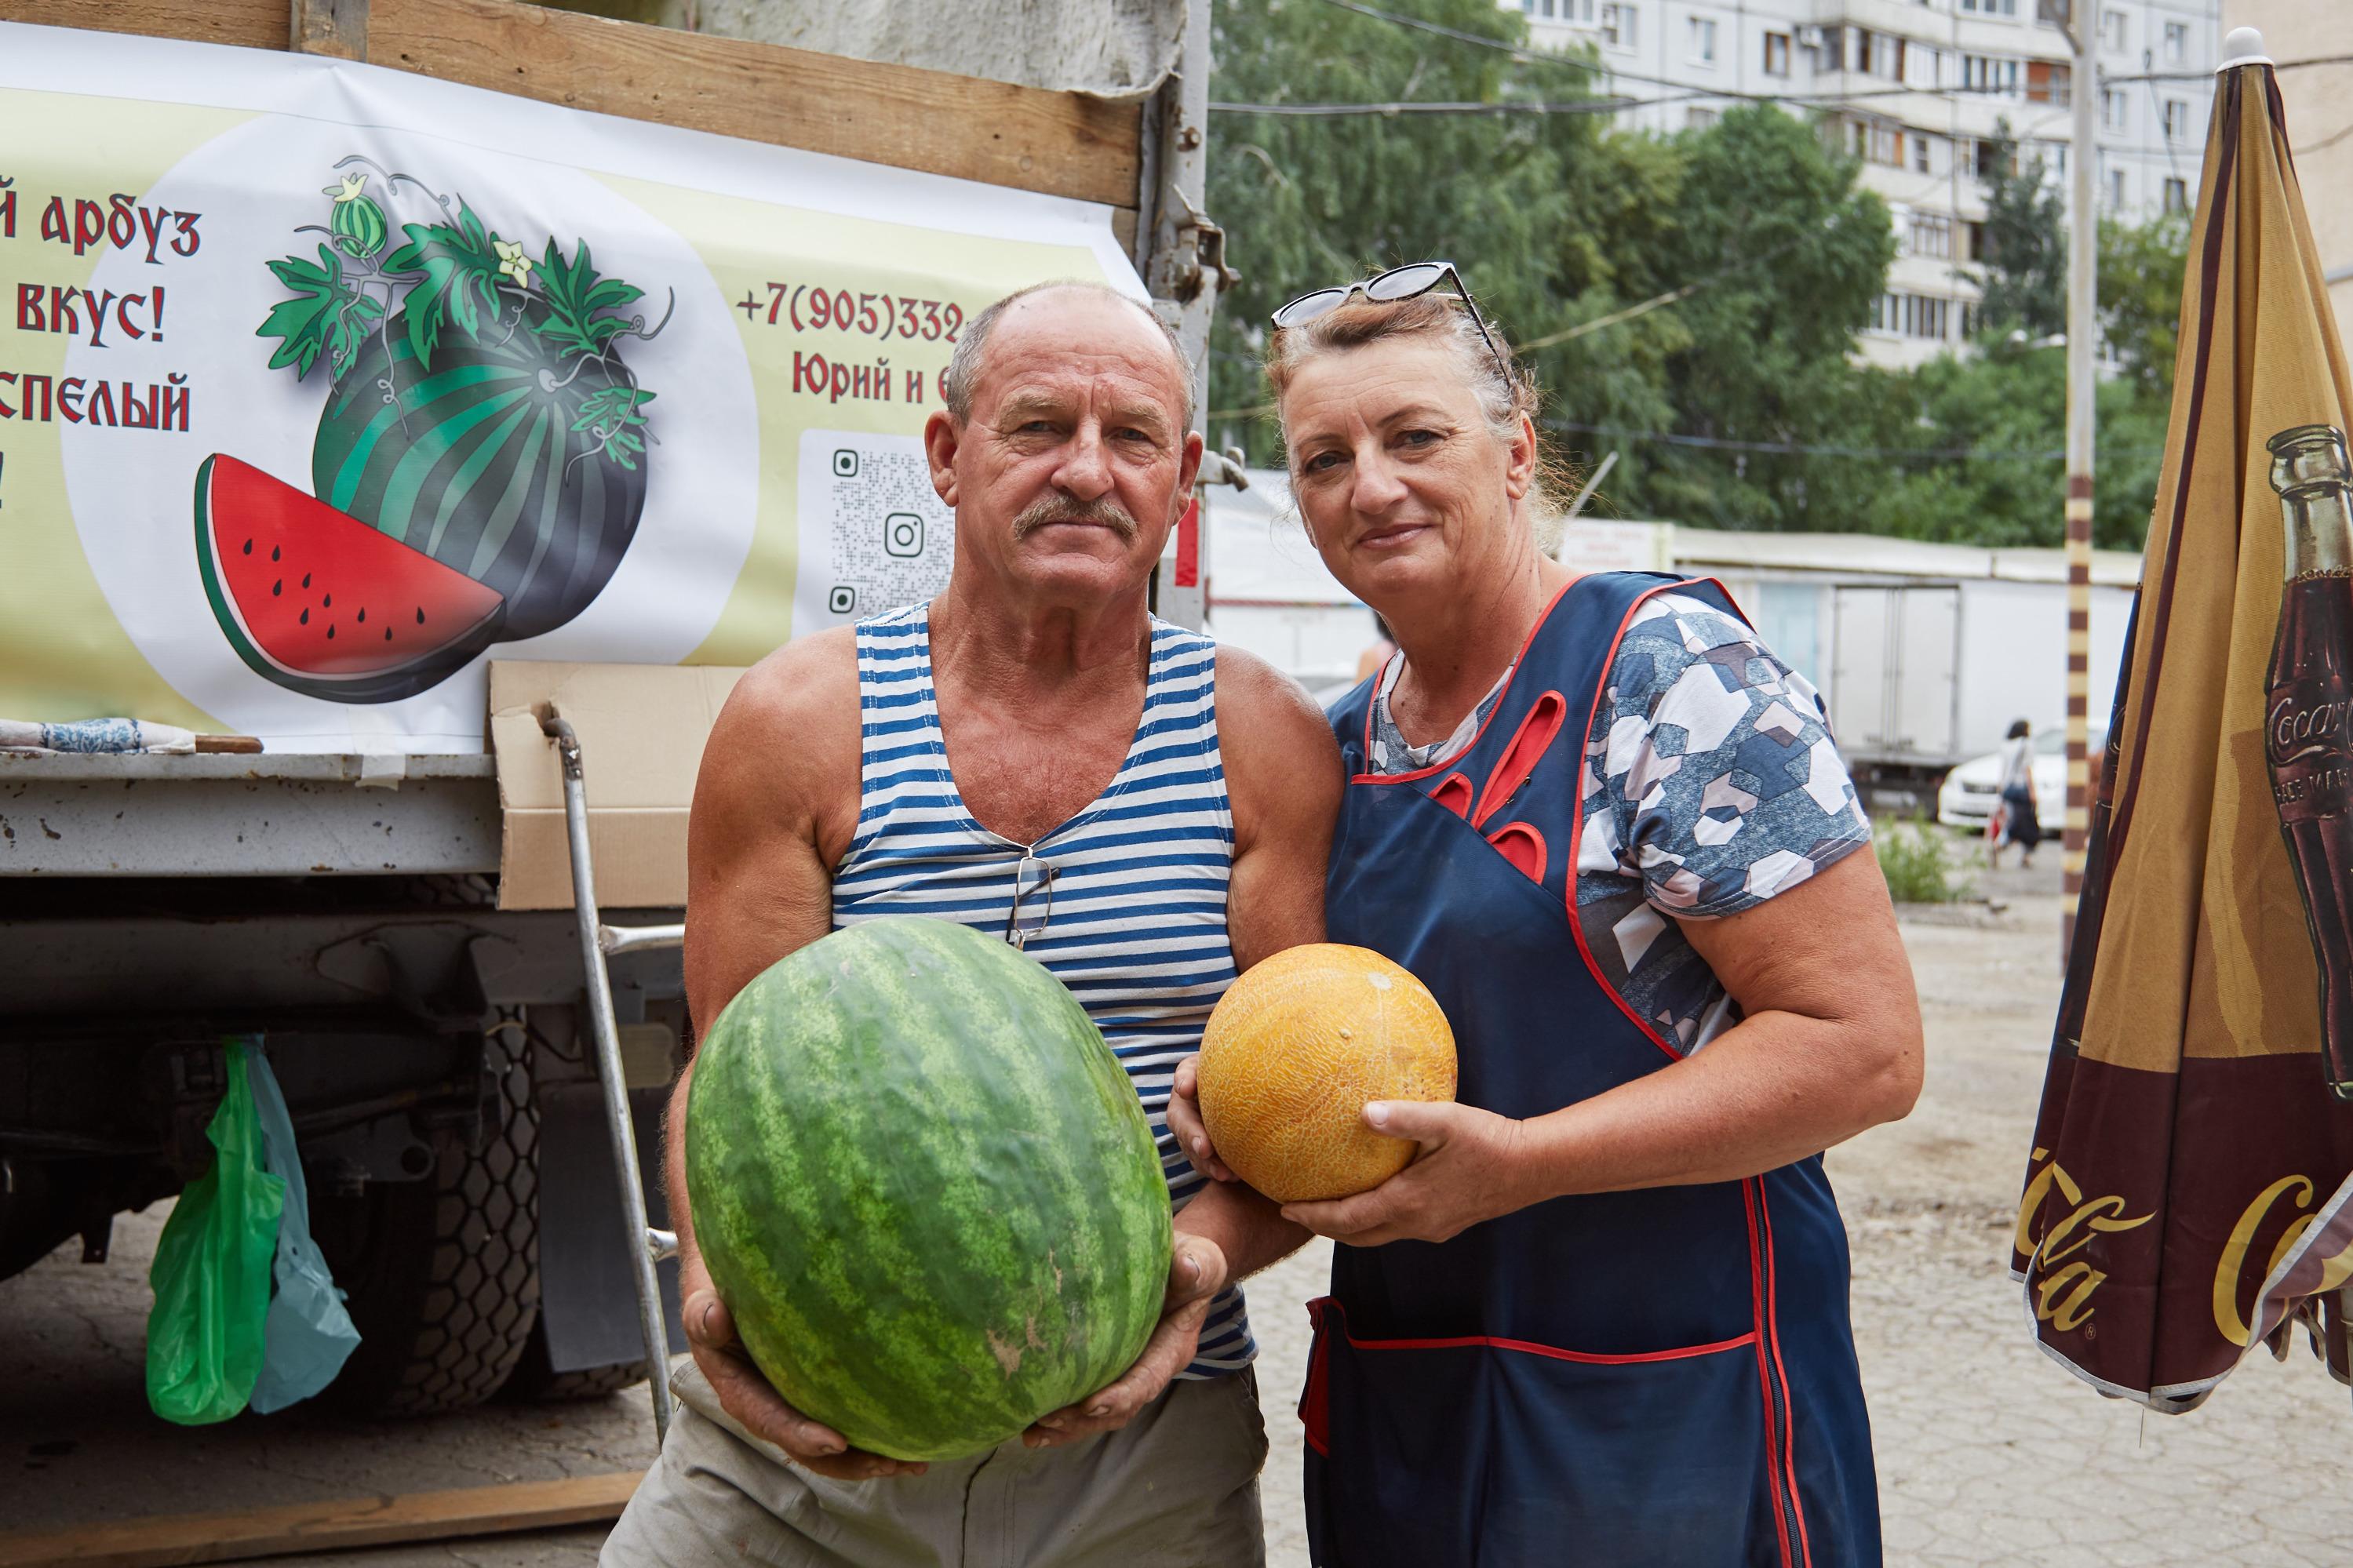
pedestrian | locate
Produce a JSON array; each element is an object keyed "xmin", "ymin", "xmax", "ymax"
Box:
[
  {"xmin": 603, "ymin": 281, "xmax": 1344, "ymax": 1567},
  {"xmin": 1171, "ymin": 264, "xmax": 1923, "ymax": 1566},
  {"xmin": 1993, "ymin": 718, "xmax": 2042, "ymax": 868}
]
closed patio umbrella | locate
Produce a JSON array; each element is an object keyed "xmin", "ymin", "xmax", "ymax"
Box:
[{"xmin": 2014, "ymin": 30, "xmax": 2353, "ymax": 1411}]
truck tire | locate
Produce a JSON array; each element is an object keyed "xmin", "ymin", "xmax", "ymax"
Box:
[
  {"xmin": 498, "ymin": 1316, "xmax": 650, "ymax": 1402},
  {"xmin": 309, "ymin": 1028, "xmax": 540, "ymax": 1414}
]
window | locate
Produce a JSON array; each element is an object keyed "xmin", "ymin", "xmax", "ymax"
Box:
[
  {"xmin": 1852, "ymin": 29, "xmax": 1904, "ymax": 81},
  {"xmin": 1972, "ymin": 138, "xmax": 2004, "ymax": 178},
  {"xmin": 2107, "ymin": 166, "xmax": 2127, "ymax": 210},
  {"xmin": 1965, "ymin": 220, "xmax": 1988, "ymax": 260},
  {"xmin": 1688, "ymin": 106, "xmax": 1719, "ymax": 129},
  {"xmin": 1601, "ymin": 2, "xmax": 1638, "ymax": 49},
  {"xmin": 1911, "ymin": 213, "xmax": 1954, "ymax": 258},
  {"xmin": 1852, "ymin": 117, "xmax": 1906, "ymax": 166},
  {"xmin": 2165, "ymin": 20, "xmax": 2188, "ymax": 63},
  {"xmin": 2165, "ymin": 176, "xmax": 2188, "ymax": 213},
  {"xmin": 1914, "ymin": 131, "xmax": 1935, "ymax": 172},
  {"xmin": 1688, "ymin": 16, "xmax": 1717, "ymax": 64},
  {"xmin": 2100, "ymin": 8, "xmax": 2126, "ymax": 50},
  {"xmin": 2164, "ymin": 99, "xmax": 2189, "ymax": 142},
  {"xmin": 2101, "ymin": 87, "xmax": 2128, "ymax": 132},
  {"xmin": 1962, "ymin": 54, "xmax": 2020, "ymax": 96},
  {"xmin": 1958, "ymin": 0, "xmax": 2016, "ymax": 15},
  {"xmin": 1874, "ymin": 293, "xmax": 1952, "ymax": 340},
  {"xmin": 1763, "ymin": 31, "xmax": 1790, "ymax": 75},
  {"xmin": 2027, "ymin": 60, "xmax": 2071, "ymax": 106}
]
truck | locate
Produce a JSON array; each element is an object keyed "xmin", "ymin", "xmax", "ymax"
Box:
[{"xmin": 0, "ymin": 0, "xmax": 1223, "ymax": 1413}]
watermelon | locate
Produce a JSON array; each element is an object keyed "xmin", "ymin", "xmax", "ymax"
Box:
[
  {"xmin": 195, "ymin": 454, "xmax": 508, "ymax": 703},
  {"xmin": 312, "ymin": 311, "xmax": 647, "ymax": 641},
  {"xmin": 686, "ymin": 916, "xmax": 1172, "ymax": 1462}
]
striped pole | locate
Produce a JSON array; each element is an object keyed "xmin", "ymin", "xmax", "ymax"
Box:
[
  {"xmin": 2061, "ymin": 8, "xmax": 2098, "ymax": 959},
  {"xmin": 2064, "ymin": 482, "xmax": 2093, "ymax": 954}
]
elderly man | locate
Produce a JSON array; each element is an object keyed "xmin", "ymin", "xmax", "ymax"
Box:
[{"xmin": 602, "ymin": 281, "xmax": 1336, "ymax": 1567}]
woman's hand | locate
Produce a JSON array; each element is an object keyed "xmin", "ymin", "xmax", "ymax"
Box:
[
  {"xmin": 1165, "ymin": 1054, "xmax": 1237, "ymax": 1183},
  {"xmin": 681, "ymin": 1283, "xmax": 927, "ymax": 1480},
  {"xmin": 1024, "ymin": 1232, "xmax": 1228, "ymax": 1448},
  {"xmin": 1280, "ymin": 1101, "xmax": 1532, "ymax": 1246}
]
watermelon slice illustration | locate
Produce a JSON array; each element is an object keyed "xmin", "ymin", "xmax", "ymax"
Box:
[{"xmin": 195, "ymin": 454, "xmax": 508, "ymax": 704}]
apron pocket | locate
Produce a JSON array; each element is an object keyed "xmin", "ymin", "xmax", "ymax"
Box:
[{"xmin": 1304, "ymin": 1299, "xmax": 1787, "ymax": 1568}]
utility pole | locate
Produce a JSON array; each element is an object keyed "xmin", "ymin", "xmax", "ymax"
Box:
[{"xmin": 2061, "ymin": 0, "xmax": 2097, "ymax": 957}]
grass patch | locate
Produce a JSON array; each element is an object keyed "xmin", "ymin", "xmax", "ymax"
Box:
[{"xmin": 1875, "ymin": 815, "xmax": 1974, "ymax": 904}]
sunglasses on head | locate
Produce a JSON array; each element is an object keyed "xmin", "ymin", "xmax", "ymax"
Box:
[{"xmin": 1270, "ymin": 260, "xmax": 1510, "ymax": 383}]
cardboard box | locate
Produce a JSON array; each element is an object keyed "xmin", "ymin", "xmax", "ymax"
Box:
[{"xmin": 488, "ymin": 660, "xmax": 745, "ymax": 912}]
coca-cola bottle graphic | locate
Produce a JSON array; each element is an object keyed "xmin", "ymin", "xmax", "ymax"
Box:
[{"xmin": 2264, "ymin": 424, "xmax": 2353, "ymax": 1101}]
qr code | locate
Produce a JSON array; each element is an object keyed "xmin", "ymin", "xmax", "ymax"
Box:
[{"xmin": 795, "ymin": 431, "xmax": 956, "ymax": 634}]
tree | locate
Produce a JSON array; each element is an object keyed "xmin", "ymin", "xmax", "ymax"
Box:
[
  {"xmin": 2098, "ymin": 209, "xmax": 2192, "ymax": 398},
  {"xmin": 1579, "ymin": 105, "xmax": 1896, "ymax": 531},
  {"xmin": 1972, "ymin": 122, "xmax": 2067, "ymax": 341},
  {"xmin": 1204, "ymin": 0, "xmax": 1596, "ymax": 460}
]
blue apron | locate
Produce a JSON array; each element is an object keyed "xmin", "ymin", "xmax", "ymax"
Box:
[{"xmin": 1302, "ymin": 572, "xmax": 1880, "ymax": 1568}]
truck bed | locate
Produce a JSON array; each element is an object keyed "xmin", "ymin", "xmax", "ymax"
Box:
[{"xmin": 0, "ymin": 753, "xmax": 500, "ymax": 878}]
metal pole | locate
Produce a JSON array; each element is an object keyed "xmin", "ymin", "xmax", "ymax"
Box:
[
  {"xmin": 1148, "ymin": 0, "xmax": 1226, "ymax": 632},
  {"xmin": 2062, "ymin": 5, "xmax": 2097, "ymax": 958},
  {"xmin": 541, "ymin": 714, "xmax": 673, "ymax": 1442}
]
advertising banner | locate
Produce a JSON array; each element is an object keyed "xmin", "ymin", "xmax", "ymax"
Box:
[{"xmin": 0, "ymin": 22, "xmax": 1141, "ymax": 752}]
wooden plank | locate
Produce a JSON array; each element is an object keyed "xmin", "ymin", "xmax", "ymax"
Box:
[
  {"xmin": 0, "ymin": 0, "xmax": 285, "ymax": 49},
  {"xmin": 365, "ymin": 0, "xmax": 1143, "ymax": 208},
  {"xmin": 291, "ymin": 0, "xmax": 370, "ymax": 60},
  {"xmin": 0, "ymin": 1472, "xmax": 643, "ymax": 1568}
]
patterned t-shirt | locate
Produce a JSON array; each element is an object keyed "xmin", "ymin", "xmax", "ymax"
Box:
[{"xmin": 1370, "ymin": 589, "xmax": 1870, "ymax": 1053}]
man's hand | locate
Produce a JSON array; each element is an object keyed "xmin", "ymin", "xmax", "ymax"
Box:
[
  {"xmin": 1023, "ymin": 1231, "xmax": 1227, "ymax": 1449},
  {"xmin": 682, "ymin": 1285, "xmax": 927, "ymax": 1479},
  {"xmin": 1165, "ymin": 1055, "xmax": 1237, "ymax": 1184},
  {"xmin": 1279, "ymin": 1101, "xmax": 1530, "ymax": 1247}
]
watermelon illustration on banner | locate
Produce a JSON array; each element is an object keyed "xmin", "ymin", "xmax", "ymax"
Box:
[
  {"xmin": 2013, "ymin": 37, "xmax": 2353, "ymax": 1413},
  {"xmin": 199, "ymin": 160, "xmax": 666, "ymax": 703}
]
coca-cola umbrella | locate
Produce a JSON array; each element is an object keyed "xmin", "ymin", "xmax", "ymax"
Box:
[{"xmin": 2014, "ymin": 34, "xmax": 2353, "ymax": 1410}]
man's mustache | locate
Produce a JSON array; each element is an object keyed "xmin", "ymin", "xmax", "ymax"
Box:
[{"xmin": 1011, "ymin": 494, "xmax": 1140, "ymax": 541}]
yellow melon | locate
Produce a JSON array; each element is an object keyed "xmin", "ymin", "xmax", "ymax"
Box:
[{"xmin": 1196, "ymin": 944, "xmax": 1458, "ymax": 1204}]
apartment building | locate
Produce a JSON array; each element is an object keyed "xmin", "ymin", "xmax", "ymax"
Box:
[
  {"xmin": 2224, "ymin": 0, "xmax": 2353, "ymax": 348},
  {"xmin": 1514, "ymin": 0, "xmax": 2221, "ymax": 367}
]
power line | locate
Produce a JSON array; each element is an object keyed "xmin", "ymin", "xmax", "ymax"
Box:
[
  {"xmin": 1543, "ymin": 417, "xmax": 2161, "ymax": 462},
  {"xmin": 1212, "ymin": 98, "xmax": 1637, "ymax": 117},
  {"xmin": 1309, "ymin": 0, "xmax": 2059, "ymax": 114},
  {"xmin": 2108, "ymin": 55, "xmax": 2353, "ymax": 83}
]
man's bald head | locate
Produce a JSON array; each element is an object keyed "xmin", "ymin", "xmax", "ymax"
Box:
[{"xmin": 942, "ymin": 281, "xmax": 1194, "ymax": 431}]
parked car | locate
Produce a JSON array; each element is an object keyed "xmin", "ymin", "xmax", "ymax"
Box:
[{"xmin": 1936, "ymin": 727, "xmax": 2107, "ymax": 832}]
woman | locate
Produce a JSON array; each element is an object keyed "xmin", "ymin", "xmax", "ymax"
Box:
[
  {"xmin": 1993, "ymin": 718, "xmax": 2042, "ymax": 867},
  {"xmin": 1171, "ymin": 267, "xmax": 1923, "ymax": 1567}
]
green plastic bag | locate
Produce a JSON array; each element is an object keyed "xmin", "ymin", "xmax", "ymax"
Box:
[{"xmin": 147, "ymin": 1040, "xmax": 286, "ymax": 1424}]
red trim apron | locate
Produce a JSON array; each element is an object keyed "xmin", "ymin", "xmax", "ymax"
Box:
[{"xmin": 1303, "ymin": 572, "xmax": 1880, "ymax": 1568}]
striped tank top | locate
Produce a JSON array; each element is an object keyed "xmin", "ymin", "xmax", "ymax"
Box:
[{"xmin": 831, "ymin": 603, "xmax": 1253, "ymax": 1378}]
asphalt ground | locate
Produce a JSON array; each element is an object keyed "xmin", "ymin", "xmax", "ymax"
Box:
[{"xmin": 9, "ymin": 842, "xmax": 2353, "ymax": 1566}]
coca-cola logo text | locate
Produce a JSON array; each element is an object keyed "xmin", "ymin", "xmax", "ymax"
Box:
[{"xmin": 2268, "ymin": 689, "xmax": 2353, "ymax": 766}]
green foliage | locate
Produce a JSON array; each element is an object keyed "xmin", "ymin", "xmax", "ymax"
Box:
[
  {"xmin": 1206, "ymin": 0, "xmax": 1583, "ymax": 460},
  {"xmin": 1972, "ymin": 123, "xmax": 2067, "ymax": 341},
  {"xmin": 1594, "ymin": 106, "xmax": 1896, "ymax": 531},
  {"xmin": 2098, "ymin": 209, "xmax": 2192, "ymax": 398},
  {"xmin": 1875, "ymin": 817, "xmax": 1972, "ymax": 904},
  {"xmin": 257, "ymin": 245, "xmax": 384, "ymax": 380},
  {"xmin": 1203, "ymin": 2, "xmax": 2195, "ymax": 550},
  {"xmin": 1205, "ymin": 0, "xmax": 1895, "ymax": 533},
  {"xmin": 382, "ymin": 202, "xmax": 507, "ymax": 369},
  {"xmin": 534, "ymin": 238, "xmax": 647, "ymax": 360}
]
